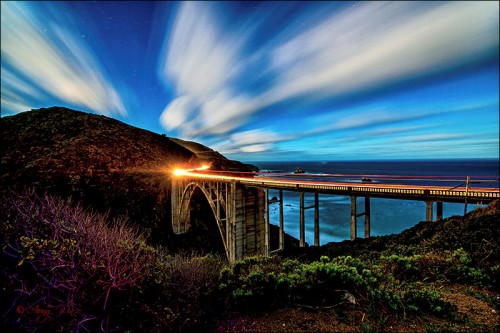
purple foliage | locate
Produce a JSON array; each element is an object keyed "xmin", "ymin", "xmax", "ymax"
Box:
[{"xmin": 1, "ymin": 189, "xmax": 156, "ymax": 332}]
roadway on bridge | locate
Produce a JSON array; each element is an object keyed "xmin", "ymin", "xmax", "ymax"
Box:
[{"xmin": 173, "ymin": 168, "xmax": 499, "ymax": 198}]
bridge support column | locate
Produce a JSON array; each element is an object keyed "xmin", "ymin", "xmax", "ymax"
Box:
[
  {"xmin": 299, "ymin": 192, "xmax": 305, "ymax": 247},
  {"xmin": 364, "ymin": 196, "xmax": 370, "ymax": 239},
  {"xmin": 224, "ymin": 182, "xmax": 267, "ymax": 262},
  {"xmin": 227, "ymin": 182, "xmax": 238, "ymax": 262},
  {"xmin": 264, "ymin": 189, "xmax": 270, "ymax": 254},
  {"xmin": 279, "ymin": 190, "xmax": 284, "ymax": 250},
  {"xmin": 350, "ymin": 196, "xmax": 357, "ymax": 240},
  {"xmin": 436, "ymin": 202, "xmax": 443, "ymax": 221},
  {"xmin": 314, "ymin": 192, "xmax": 320, "ymax": 246},
  {"xmin": 351, "ymin": 196, "xmax": 371, "ymax": 240},
  {"xmin": 425, "ymin": 201, "xmax": 434, "ymax": 222}
]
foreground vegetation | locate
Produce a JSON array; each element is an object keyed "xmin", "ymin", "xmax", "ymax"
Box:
[{"xmin": 1, "ymin": 190, "xmax": 498, "ymax": 332}]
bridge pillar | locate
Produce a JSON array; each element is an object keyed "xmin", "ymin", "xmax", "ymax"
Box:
[
  {"xmin": 298, "ymin": 192, "xmax": 321, "ymax": 247},
  {"xmin": 279, "ymin": 190, "xmax": 284, "ymax": 250},
  {"xmin": 364, "ymin": 196, "xmax": 370, "ymax": 239},
  {"xmin": 436, "ymin": 202, "xmax": 443, "ymax": 221},
  {"xmin": 265, "ymin": 189, "xmax": 270, "ymax": 254},
  {"xmin": 227, "ymin": 183, "xmax": 267, "ymax": 261},
  {"xmin": 351, "ymin": 196, "xmax": 371, "ymax": 240},
  {"xmin": 350, "ymin": 196, "xmax": 357, "ymax": 240},
  {"xmin": 227, "ymin": 181, "xmax": 243, "ymax": 261},
  {"xmin": 314, "ymin": 192, "xmax": 320, "ymax": 246},
  {"xmin": 425, "ymin": 201, "xmax": 434, "ymax": 222},
  {"xmin": 299, "ymin": 192, "xmax": 305, "ymax": 247}
]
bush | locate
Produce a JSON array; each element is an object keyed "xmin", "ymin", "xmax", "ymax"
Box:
[
  {"xmin": 1, "ymin": 189, "xmax": 157, "ymax": 332},
  {"xmin": 218, "ymin": 255, "xmax": 400, "ymax": 312},
  {"xmin": 281, "ymin": 256, "xmax": 371, "ymax": 305},
  {"xmin": 378, "ymin": 249, "xmax": 493, "ymax": 288},
  {"xmin": 404, "ymin": 288, "xmax": 457, "ymax": 319},
  {"xmin": 219, "ymin": 256, "xmax": 282, "ymax": 311},
  {"xmin": 147, "ymin": 252, "xmax": 227, "ymax": 331},
  {"xmin": 380, "ymin": 254, "xmax": 421, "ymax": 281}
]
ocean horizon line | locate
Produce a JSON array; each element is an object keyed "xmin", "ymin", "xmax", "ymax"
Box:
[{"xmin": 247, "ymin": 157, "xmax": 499, "ymax": 164}]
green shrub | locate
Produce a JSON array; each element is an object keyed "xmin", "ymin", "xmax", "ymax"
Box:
[
  {"xmin": 380, "ymin": 254, "xmax": 421, "ymax": 281},
  {"xmin": 378, "ymin": 249, "xmax": 493, "ymax": 288},
  {"xmin": 282, "ymin": 258, "xmax": 369, "ymax": 305},
  {"xmin": 219, "ymin": 256, "xmax": 282, "ymax": 311},
  {"xmin": 404, "ymin": 288, "xmax": 457, "ymax": 319},
  {"xmin": 444, "ymin": 248, "xmax": 493, "ymax": 288},
  {"xmin": 218, "ymin": 255, "xmax": 400, "ymax": 312}
]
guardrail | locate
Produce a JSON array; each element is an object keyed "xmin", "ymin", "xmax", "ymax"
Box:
[{"xmin": 176, "ymin": 171, "xmax": 499, "ymax": 204}]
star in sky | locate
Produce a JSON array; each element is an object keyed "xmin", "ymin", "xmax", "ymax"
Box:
[{"xmin": 1, "ymin": 1, "xmax": 498, "ymax": 161}]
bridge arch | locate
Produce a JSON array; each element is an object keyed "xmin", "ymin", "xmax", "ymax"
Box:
[
  {"xmin": 172, "ymin": 178, "xmax": 268, "ymax": 262},
  {"xmin": 177, "ymin": 182, "xmax": 229, "ymax": 258}
]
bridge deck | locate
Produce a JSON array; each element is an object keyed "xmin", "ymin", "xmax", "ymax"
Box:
[{"xmin": 178, "ymin": 171, "xmax": 499, "ymax": 204}]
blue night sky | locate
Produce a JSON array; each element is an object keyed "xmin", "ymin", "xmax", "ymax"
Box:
[{"xmin": 1, "ymin": 1, "xmax": 499, "ymax": 162}]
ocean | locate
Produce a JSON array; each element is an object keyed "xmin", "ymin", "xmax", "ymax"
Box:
[{"xmin": 251, "ymin": 159, "xmax": 499, "ymax": 245}]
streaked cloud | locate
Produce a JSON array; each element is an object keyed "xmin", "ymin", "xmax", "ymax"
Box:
[
  {"xmin": 159, "ymin": 0, "xmax": 498, "ymax": 154},
  {"xmin": 263, "ymin": 1, "xmax": 498, "ymax": 105},
  {"xmin": 393, "ymin": 133, "xmax": 471, "ymax": 143},
  {"xmin": 159, "ymin": 95, "xmax": 195, "ymax": 131},
  {"xmin": 312, "ymin": 135, "xmax": 499, "ymax": 160},
  {"xmin": 364, "ymin": 126, "xmax": 432, "ymax": 137},
  {"xmin": 312, "ymin": 110, "xmax": 425, "ymax": 133},
  {"xmin": 0, "ymin": 1, "xmax": 128, "ymax": 116},
  {"xmin": 159, "ymin": 2, "xmax": 256, "ymax": 137},
  {"xmin": 1, "ymin": 67, "xmax": 44, "ymax": 114},
  {"xmin": 210, "ymin": 129, "xmax": 293, "ymax": 155}
]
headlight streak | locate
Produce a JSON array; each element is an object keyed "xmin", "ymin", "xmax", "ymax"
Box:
[
  {"xmin": 172, "ymin": 169, "xmax": 499, "ymax": 192},
  {"xmin": 173, "ymin": 164, "xmax": 210, "ymax": 176}
]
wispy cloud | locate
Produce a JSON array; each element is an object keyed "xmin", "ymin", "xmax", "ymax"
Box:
[
  {"xmin": 393, "ymin": 133, "xmax": 471, "ymax": 143},
  {"xmin": 0, "ymin": 2, "xmax": 127, "ymax": 116},
  {"xmin": 159, "ymin": 2, "xmax": 257, "ymax": 137},
  {"xmin": 210, "ymin": 129, "xmax": 293, "ymax": 154},
  {"xmin": 311, "ymin": 135, "xmax": 499, "ymax": 160},
  {"xmin": 364, "ymin": 126, "xmax": 432, "ymax": 137},
  {"xmin": 1, "ymin": 67, "xmax": 44, "ymax": 114},
  {"xmin": 262, "ymin": 1, "xmax": 498, "ymax": 106},
  {"xmin": 159, "ymin": 0, "xmax": 498, "ymax": 149}
]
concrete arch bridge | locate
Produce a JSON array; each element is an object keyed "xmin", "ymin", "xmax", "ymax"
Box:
[{"xmin": 171, "ymin": 171, "xmax": 499, "ymax": 262}]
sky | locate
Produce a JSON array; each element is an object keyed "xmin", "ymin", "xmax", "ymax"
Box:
[{"xmin": 1, "ymin": 1, "xmax": 499, "ymax": 162}]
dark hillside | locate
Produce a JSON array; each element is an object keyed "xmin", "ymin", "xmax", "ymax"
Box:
[{"xmin": 0, "ymin": 107, "xmax": 251, "ymax": 249}]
